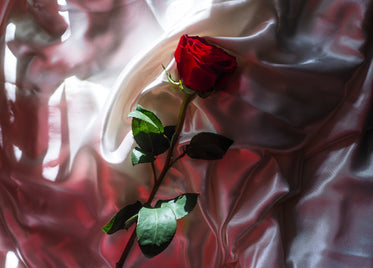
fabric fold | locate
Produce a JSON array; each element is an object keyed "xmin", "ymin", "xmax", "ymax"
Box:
[{"xmin": 0, "ymin": 0, "xmax": 372, "ymax": 267}]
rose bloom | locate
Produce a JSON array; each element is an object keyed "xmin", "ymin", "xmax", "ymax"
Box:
[{"xmin": 174, "ymin": 34, "xmax": 237, "ymax": 92}]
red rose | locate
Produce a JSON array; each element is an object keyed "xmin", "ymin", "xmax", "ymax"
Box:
[{"xmin": 174, "ymin": 34, "xmax": 237, "ymax": 92}]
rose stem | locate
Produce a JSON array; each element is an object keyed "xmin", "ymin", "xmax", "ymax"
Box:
[
  {"xmin": 151, "ymin": 161, "xmax": 157, "ymax": 184},
  {"xmin": 116, "ymin": 91, "xmax": 195, "ymax": 268},
  {"xmin": 146, "ymin": 91, "xmax": 195, "ymax": 204},
  {"xmin": 115, "ymin": 229, "xmax": 136, "ymax": 268}
]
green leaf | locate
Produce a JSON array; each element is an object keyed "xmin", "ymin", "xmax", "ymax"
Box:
[
  {"xmin": 164, "ymin": 125, "xmax": 176, "ymax": 141},
  {"xmin": 133, "ymin": 132, "xmax": 168, "ymax": 155},
  {"xmin": 186, "ymin": 132, "xmax": 233, "ymax": 160},
  {"xmin": 155, "ymin": 193, "xmax": 199, "ymax": 220},
  {"xmin": 129, "ymin": 106, "xmax": 174, "ymax": 157},
  {"xmin": 136, "ymin": 207, "xmax": 177, "ymax": 258},
  {"xmin": 124, "ymin": 214, "xmax": 138, "ymax": 229},
  {"xmin": 132, "ymin": 132, "xmax": 154, "ymax": 154},
  {"xmin": 128, "ymin": 105, "xmax": 164, "ymax": 135},
  {"xmin": 102, "ymin": 201, "xmax": 142, "ymax": 234},
  {"xmin": 131, "ymin": 147, "xmax": 155, "ymax": 165},
  {"xmin": 132, "ymin": 125, "xmax": 175, "ymax": 157},
  {"xmin": 148, "ymin": 125, "xmax": 175, "ymax": 155}
]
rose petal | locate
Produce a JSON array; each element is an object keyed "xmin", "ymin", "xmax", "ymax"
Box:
[{"xmin": 174, "ymin": 34, "xmax": 237, "ymax": 91}]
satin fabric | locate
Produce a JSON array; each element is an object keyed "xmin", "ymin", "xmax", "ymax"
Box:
[{"xmin": 1, "ymin": 0, "xmax": 373, "ymax": 267}]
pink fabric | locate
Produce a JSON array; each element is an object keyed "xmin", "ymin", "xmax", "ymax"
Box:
[{"xmin": 1, "ymin": 0, "xmax": 373, "ymax": 267}]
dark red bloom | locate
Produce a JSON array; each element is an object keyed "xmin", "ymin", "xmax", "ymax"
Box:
[{"xmin": 174, "ymin": 34, "xmax": 237, "ymax": 92}]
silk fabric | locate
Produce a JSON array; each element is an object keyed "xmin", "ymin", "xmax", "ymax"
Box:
[{"xmin": 0, "ymin": 0, "xmax": 372, "ymax": 267}]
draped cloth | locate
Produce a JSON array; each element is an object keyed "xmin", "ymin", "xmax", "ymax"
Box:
[{"xmin": 1, "ymin": 0, "xmax": 373, "ymax": 267}]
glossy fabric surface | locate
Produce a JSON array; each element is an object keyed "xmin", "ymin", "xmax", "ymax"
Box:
[{"xmin": 1, "ymin": 0, "xmax": 373, "ymax": 267}]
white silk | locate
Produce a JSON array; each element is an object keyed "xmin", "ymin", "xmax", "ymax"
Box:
[{"xmin": 1, "ymin": 0, "xmax": 373, "ymax": 267}]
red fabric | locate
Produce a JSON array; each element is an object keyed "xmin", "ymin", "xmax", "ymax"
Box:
[{"xmin": 1, "ymin": 1, "xmax": 373, "ymax": 267}]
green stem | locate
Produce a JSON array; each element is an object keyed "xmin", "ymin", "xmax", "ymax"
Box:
[
  {"xmin": 115, "ymin": 228, "xmax": 136, "ymax": 268},
  {"xmin": 170, "ymin": 151, "xmax": 187, "ymax": 167},
  {"xmin": 146, "ymin": 92, "xmax": 195, "ymax": 204},
  {"xmin": 116, "ymin": 91, "xmax": 195, "ymax": 268},
  {"xmin": 151, "ymin": 161, "xmax": 157, "ymax": 184}
]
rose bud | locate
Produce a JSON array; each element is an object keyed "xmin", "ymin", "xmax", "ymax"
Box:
[{"xmin": 174, "ymin": 34, "xmax": 237, "ymax": 92}]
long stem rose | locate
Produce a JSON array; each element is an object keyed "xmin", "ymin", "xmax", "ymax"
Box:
[{"xmin": 103, "ymin": 34, "xmax": 237, "ymax": 268}]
